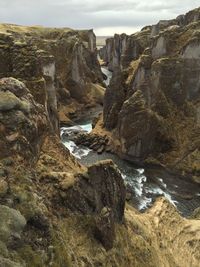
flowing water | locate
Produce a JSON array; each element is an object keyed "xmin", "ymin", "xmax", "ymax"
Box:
[
  {"xmin": 101, "ymin": 66, "xmax": 112, "ymax": 86},
  {"xmin": 61, "ymin": 121, "xmax": 200, "ymax": 217},
  {"xmin": 61, "ymin": 65, "xmax": 200, "ymax": 217}
]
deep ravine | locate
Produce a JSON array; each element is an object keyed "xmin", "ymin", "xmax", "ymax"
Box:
[
  {"xmin": 61, "ymin": 67, "xmax": 200, "ymax": 217},
  {"xmin": 61, "ymin": 119, "xmax": 200, "ymax": 217}
]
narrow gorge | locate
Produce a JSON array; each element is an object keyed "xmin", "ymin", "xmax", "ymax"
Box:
[{"xmin": 0, "ymin": 7, "xmax": 200, "ymax": 267}]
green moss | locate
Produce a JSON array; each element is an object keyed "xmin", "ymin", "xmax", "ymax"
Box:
[
  {"xmin": 51, "ymin": 226, "xmax": 73, "ymax": 267},
  {"xmin": 16, "ymin": 245, "xmax": 45, "ymax": 267},
  {"xmin": 51, "ymin": 244, "xmax": 72, "ymax": 267},
  {"xmin": 51, "ymin": 215, "xmax": 95, "ymax": 267}
]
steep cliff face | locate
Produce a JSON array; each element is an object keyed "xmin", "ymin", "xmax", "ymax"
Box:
[
  {"xmin": 99, "ymin": 30, "xmax": 150, "ymax": 71},
  {"xmin": 149, "ymin": 7, "xmax": 200, "ymax": 37},
  {"xmin": 100, "ymin": 7, "xmax": 200, "ymax": 72},
  {"xmin": 0, "ymin": 77, "xmax": 48, "ymax": 162},
  {"xmin": 0, "ymin": 77, "xmax": 125, "ymax": 265},
  {"xmin": 0, "ymin": 24, "xmax": 104, "ymax": 126},
  {"xmin": 100, "ymin": 8, "xmax": 200, "ymax": 177}
]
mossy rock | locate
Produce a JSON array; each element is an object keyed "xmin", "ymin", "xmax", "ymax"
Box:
[
  {"xmin": 0, "ymin": 91, "xmax": 30, "ymax": 112},
  {"xmin": 0, "ymin": 205, "xmax": 26, "ymax": 244}
]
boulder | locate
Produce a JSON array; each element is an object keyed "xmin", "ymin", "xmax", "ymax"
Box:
[
  {"xmin": 0, "ymin": 78, "xmax": 48, "ymax": 162},
  {"xmin": 0, "ymin": 205, "xmax": 26, "ymax": 246},
  {"xmin": 60, "ymin": 160, "xmax": 126, "ymax": 223}
]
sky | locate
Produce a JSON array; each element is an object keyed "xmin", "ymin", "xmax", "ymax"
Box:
[{"xmin": 0, "ymin": 0, "xmax": 199, "ymax": 36}]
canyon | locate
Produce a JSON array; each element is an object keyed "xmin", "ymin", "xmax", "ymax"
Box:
[
  {"xmin": 98, "ymin": 7, "xmax": 200, "ymax": 179},
  {"xmin": 0, "ymin": 7, "xmax": 199, "ymax": 267}
]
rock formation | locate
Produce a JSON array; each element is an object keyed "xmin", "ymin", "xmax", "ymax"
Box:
[
  {"xmin": 99, "ymin": 7, "xmax": 200, "ymax": 178},
  {"xmin": 0, "ymin": 24, "xmax": 105, "ymax": 126},
  {"xmin": 0, "ymin": 77, "xmax": 126, "ymax": 265},
  {"xmin": 0, "ymin": 77, "xmax": 48, "ymax": 162},
  {"xmin": 99, "ymin": 30, "xmax": 150, "ymax": 71}
]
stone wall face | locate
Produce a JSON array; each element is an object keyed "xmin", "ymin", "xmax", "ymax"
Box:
[
  {"xmin": 101, "ymin": 8, "xmax": 200, "ymax": 174},
  {"xmin": 0, "ymin": 26, "xmax": 126, "ymax": 262},
  {"xmin": 0, "ymin": 26, "xmax": 103, "ymax": 128},
  {"xmin": 0, "ymin": 78, "xmax": 48, "ymax": 162},
  {"xmin": 99, "ymin": 31, "xmax": 150, "ymax": 71}
]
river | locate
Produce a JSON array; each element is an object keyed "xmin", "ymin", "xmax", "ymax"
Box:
[
  {"xmin": 61, "ymin": 66, "xmax": 200, "ymax": 217},
  {"xmin": 101, "ymin": 66, "xmax": 112, "ymax": 86}
]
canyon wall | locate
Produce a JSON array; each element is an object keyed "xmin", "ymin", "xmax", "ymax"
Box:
[
  {"xmin": 99, "ymin": 30, "xmax": 150, "ymax": 71},
  {"xmin": 0, "ymin": 24, "xmax": 104, "ymax": 127},
  {"xmin": 100, "ymin": 7, "xmax": 200, "ymax": 178},
  {"xmin": 0, "ymin": 77, "xmax": 125, "ymax": 266},
  {"xmin": 99, "ymin": 6, "xmax": 200, "ymax": 72}
]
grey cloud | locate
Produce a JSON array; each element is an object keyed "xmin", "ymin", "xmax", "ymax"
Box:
[{"xmin": 0, "ymin": 0, "xmax": 199, "ymax": 35}]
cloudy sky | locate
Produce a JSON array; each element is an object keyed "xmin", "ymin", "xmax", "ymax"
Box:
[{"xmin": 0, "ymin": 0, "xmax": 199, "ymax": 35}]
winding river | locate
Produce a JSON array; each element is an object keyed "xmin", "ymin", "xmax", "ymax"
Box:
[{"xmin": 61, "ymin": 67, "xmax": 200, "ymax": 217}]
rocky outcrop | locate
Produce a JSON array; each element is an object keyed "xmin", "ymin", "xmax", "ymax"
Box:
[
  {"xmin": 50, "ymin": 160, "xmax": 126, "ymax": 250},
  {"xmin": 0, "ymin": 78, "xmax": 48, "ymax": 162},
  {"xmin": 55, "ymin": 160, "xmax": 125, "ymax": 220},
  {"xmin": 74, "ymin": 132, "xmax": 110, "ymax": 153},
  {"xmin": 0, "ymin": 31, "xmax": 59, "ymax": 133},
  {"xmin": 100, "ymin": 7, "xmax": 200, "ymax": 176},
  {"xmin": 0, "ymin": 24, "xmax": 104, "ymax": 126},
  {"xmin": 103, "ymin": 68, "xmax": 126, "ymax": 129},
  {"xmin": 149, "ymin": 7, "xmax": 200, "ymax": 37}
]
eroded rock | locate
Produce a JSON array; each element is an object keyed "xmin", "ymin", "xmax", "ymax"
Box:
[
  {"xmin": 59, "ymin": 160, "xmax": 125, "ymax": 222},
  {"xmin": 0, "ymin": 78, "xmax": 48, "ymax": 162},
  {"xmin": 100, "ymin": 8, "xmax": 200, "ymax": 174},
  {"xmin": 0, "ymin": 24, "xmax": 104, "ymax": 126},
  {"xmin": 94, "ymin": 206, "xmax": 115, "ymax": 250}
]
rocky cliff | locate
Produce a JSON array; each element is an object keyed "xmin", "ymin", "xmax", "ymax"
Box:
[
  {"xmin": 0, "ymin": 77, "xmax": 125, "ymax": 265},
  {"xmin": 99, "ymin": 30, "xmax": 150, "ymax": 71},
  {"xmin": 99, "ymin": 7, "xmax": 200, "ymax": 71},
  {"xmin": 99, "ymin": 7, "xmax": 200, "ymax": 178},
  {"xmin": 0, "ymin": 24, "xmax": 104, "ymax": 127}
]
